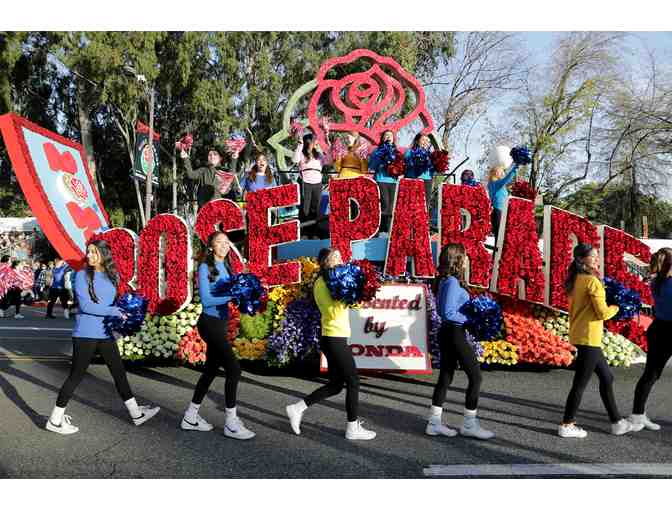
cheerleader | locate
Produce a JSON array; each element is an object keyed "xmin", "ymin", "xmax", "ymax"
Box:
[
  {"xmin": 558, "ymin": 243, "xmax": 632, "ymax": 438},
  {"xmin": 629, "ymin": 247, "xmax": 672, "ymax": 431},
  {"xmin": 335, "ymin": 131, "xmax": 369, "ymax": 179},
  {"xmin": 180, "ymin": 231, "xmax": 255, "ymax": 440},
  {"xmin": 240, "ymin": 152, "xmax": 278, "ymax": 199},
  {"xmin": 46, "ymin": 240, "xmax": 160, "ymax": 435},
  {"xmin": 427, "ymin": 243, "xmax": 495, "ymax": 440},
  {"xmin": 486, "ymin": 146, "xmax": 518, "ymax": 243},
  {"xmin": 368, "ymin": 130, "xmax": 398, "ymax": 234},
  {"xmin": 292, "ymin": 132, "xmax": 331, "ymax": 227},
  {"xmin": 404, "ymin": 133, "xmax": 435, "ymax": 214},
  {"xmin": 286, "ymin": 248, "xmax": 376, "ymax": 441}
]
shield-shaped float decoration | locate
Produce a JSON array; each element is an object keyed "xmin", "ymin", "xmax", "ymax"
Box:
[{"xmin": 0, "ymin": 113, "xmax": 110, "ymax": 268}]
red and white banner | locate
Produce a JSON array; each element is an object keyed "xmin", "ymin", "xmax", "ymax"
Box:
[{"xmin": 321, "ymin": 284, "xmax": 431, "ymax": 374}]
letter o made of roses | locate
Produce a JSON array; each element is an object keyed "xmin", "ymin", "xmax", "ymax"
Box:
[
  {"xmin": 138, "ymin": 214, "xmax": 193, "ymax": 315},
  {"xmin": 194, "ymin": 198, "xmax": 246, "ymax": 274},
  {"xmin": 91, "ymin": 228, "xmax": 138, "ymax": 295},
  {"xmin": 328, "ymin": 176, "xmax": 381, "ymax": 262}
]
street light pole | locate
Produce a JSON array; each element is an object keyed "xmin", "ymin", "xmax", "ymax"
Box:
[{"xmin": 144, "ymin": 86, "xmax": 155, "ymax": 223}]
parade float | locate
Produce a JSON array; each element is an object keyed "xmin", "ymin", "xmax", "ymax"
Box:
[{"xmin": 0, "ymin": 49, "xmax": 653, "ymax": 372}]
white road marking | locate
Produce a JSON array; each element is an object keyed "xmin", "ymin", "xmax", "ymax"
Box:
[{"xmin": 424, "ymin": 463, "xmax": 672, "ymax": 477}]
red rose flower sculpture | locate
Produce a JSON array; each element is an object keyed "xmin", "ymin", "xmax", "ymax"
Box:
[
  {"xmin": 307, "ymin": 49, "xmax": 434, "ymax": 148},
  {"xmin": 328, "ymin": 177, "xmax": 381, "ymax": 262},
  {"xmin": 439, "ymin": 183, "xmax": 493, "ymax": 288},
  {"xmin": 510, "ymin": 180, "xmax": 537, "ymax": 201},
  {"xmin": 194, "ymin": 199, "xmax": 246, "ymax": 273}
]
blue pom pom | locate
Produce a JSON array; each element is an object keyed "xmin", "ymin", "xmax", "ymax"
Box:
[
  {"xmin": 463, "ymin": 178, "xmax": 479, "ymax": 187},
  {"xmin": 604, "ymin": 277, "xmax": 641, "ymax": 321},
  {"xmin": 103, "ymin": 292, "xmax": 149, "ymax": 338},
  {"xmin": 212, "ymin": 272, "xmax": 266, "ymax": 316},
  {"xmin": 376, "ymin": 141, "xmax": 398, "ymax": 169},
  {"xmin": 510, "ymin": 146, "xmax": 532, "ymax": 165},
  {"xmin": 407, "ymin": 147, "xmax": 433, "ymax": 177},
  {"xmin": 325, "ymin": 263, "xmax": 365, "ymax": 305},
  {"xmin": 459, "ymin": 295, "xmax": 503, "ymax": 341}
]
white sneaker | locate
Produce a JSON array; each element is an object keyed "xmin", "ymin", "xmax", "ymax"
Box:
[
  {"xmin": 558, "ymin": 423, "xmax": 588, "ymax": 438},
  {"xmin": 286, "ymin": 404, "xmax": 304, "ymax": 435},
  {"xmin": 460, "ymin": 417, "xmax": 495, "ymax": 440},
  {"xmin": 181, "ymin": 414, "xmax": 214, "ymax": 432},
  {"xmin": 132, "ymin": 405, "xmax": 160, "ymax": 426},
  {"xmin": 628, "ymin": 414, "xmax": 661, "ymax": 432},
  {"xmin": 46, "ymin": 414, "xmax": 79, "ymax": 435},
  {"xmin": 63, "ymin": 309, "xmax": 70, "ymax": 319},
  {"xmin": 224, "ymin": 416, "xmax": 256, "ymax": 440},
  {"xmin": 426, "ymin": 418, "xmax": 458, "ymax": 437},
  {"xmin": 0, "ymin": 309, "xmax": 5, "ymax": 318},
  {"xmin": 611, "ymin": 418, "xmax": 633, "ymax": 436},
  {"xmin": 345, "ymin": 419, "xmax": 376, "ymax": 440},
  {"xmin": 14, "ymin": 314, "xmax": 24, "ymax": 319}
]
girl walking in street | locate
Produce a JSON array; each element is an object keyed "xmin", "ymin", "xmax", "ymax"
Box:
[
  {"xmin": 180, "ymin": 232, "xmax": 255, "ymax": 440},
  {"xmin": 286, "ymin": 248, "xmax": 376, "ymax": 441},
  {"xmin": 427, "ymin": 243, "xmax": 494, "ymax": 440},
  {"xmin": 46, "ymin": 240, "xmax": 159, "ymax": 435},
  {"xmin": 558, "ymin": 243, "xmax": 632, "ymax": 438}
]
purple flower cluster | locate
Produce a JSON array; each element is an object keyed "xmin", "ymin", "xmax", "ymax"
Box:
[{"xmin": 267, "ymin": 298, "xmax": 321, "ymax": 365}]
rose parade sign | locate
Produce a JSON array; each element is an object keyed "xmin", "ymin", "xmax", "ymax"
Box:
[{"xmin": 0, "ymin": 49, "xmax": 654, "ymax": 372}]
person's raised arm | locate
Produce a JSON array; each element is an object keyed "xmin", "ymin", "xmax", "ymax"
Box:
[{"xmin": 181, "ymin": 150, "xmax": 202, "ymax": 180}]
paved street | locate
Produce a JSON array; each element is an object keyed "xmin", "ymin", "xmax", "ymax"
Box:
[{"xmin": 1, "ymin": 306, "xmax": 672, "ymax": 478}]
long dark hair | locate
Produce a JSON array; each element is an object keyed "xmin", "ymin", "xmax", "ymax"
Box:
[
  {"xmin": 435, "ymin": 243, "xmax": 467, "ymax": 292},
  {"xmin": 201, "ymin": 231, "xmax": 233, "ymax": 283},
  {"xmin": 378, "ymin": 130, "xmax": 395, "ymax": 146},
  {"xmin": 564, "ymin": 243, "xmax": 598, "ymax": 295},
  {"xmin": 412, "ymin": 132, "xmax": 431, "ymax": 150},
  {"xmin": 317, "ymin": 248, "xmax": 340, "ymax": 280},
  {"xmin": 652, "ymin": 247, "xmax": 672, "ymax": 297},
  {"xmin": 302, "ymin": 133, "xmax": 320, "ymax": 161},
  {"xmin": 86, "ymin": 240, "xmax": 120, "ymax": 303},
  {"xmin": 249, "ymin": 153, "xmax": 274, "ymax": 184}
]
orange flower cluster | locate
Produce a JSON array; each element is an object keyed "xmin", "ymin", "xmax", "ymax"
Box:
[{"xmin": 502, "ymin": 311, "xmax": 576, "ymax": 367}]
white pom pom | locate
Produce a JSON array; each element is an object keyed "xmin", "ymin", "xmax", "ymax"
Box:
[{"xmin": 489, "ymin": 145, "xmax": 513, "ymax": 169}]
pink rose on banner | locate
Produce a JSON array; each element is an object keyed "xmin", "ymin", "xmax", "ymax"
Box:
[{"xmin": 307, "ymin": 49, "xmax": 434, "ymax": 151}]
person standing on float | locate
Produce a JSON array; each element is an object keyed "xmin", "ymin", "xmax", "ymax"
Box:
[
  {"xmin": 292, "ymin": 132, "xmax": 332, "ymax": 230},
  {"xmin": 334, "ymin": 131, "xmax": 369, "ymax": 179},
  {"xmin": 558, "ymin": 243, "xmax": 633, "ymax": 438},
  {"xmin": 404, "ymin": 133, "xmax": 436, "ymax": 215},
  {"xmin": 181, "ymin": 147, "xmax": 243, "ymax": 209},
  {"xmin": 286, "ymin": 248, "xmax": 376, "ymax": 441},
  {"xmin": 629, "ymin": 247, "xmax": 672, "ymax": 431},
  {"xmin": 46, "ymin": 240, "xmax": 160, "ymax": 435},
  {"xmin": 368, "ymin": 129, "xmax": 398, "ymax": 234},
  {"xmin": 486, "ymin": 146, "xmax": 518, "ymax": 243},
  {"xmin": 180, "ymin": 231, "xmax": 255, "ymax": 440},
  {"xmin": 427, "ymin": 243, "xmax": 495, "ymax": 440}
]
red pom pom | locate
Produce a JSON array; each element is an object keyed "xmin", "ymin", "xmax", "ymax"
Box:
[
  {"xmin": 510, "ymin": 180, "xmax": 537, "ymax": 201},
  {"xmin": 352, "ymin": 259, "xmax": 382, "ymax": 302},
  {"xmin": 387, "ymin": 151, "xmax": 406, "ymax": 177},
  {"xmin": 430, "ymin": 149, "xmax": 450, "ymax": 174}
]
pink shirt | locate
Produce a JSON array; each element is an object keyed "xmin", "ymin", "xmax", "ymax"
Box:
[{"xmin": 292, "ymin": 142, "xmax": 332, "ymax": 184}]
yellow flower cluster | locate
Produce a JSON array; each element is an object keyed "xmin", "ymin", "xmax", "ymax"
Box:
[
  {"xmin": 481, "ymin": 340, "xmax": 519, "ymax": 366},
  {"xmin": 299, "ymin": 257, "xmax": 320, "ymax": 289},
  {"xmin": 233, "ymin": 338, "xmax": 268, "ymax": 360},
  {"xmin": 268, "ymin": 285, "xmax": 301, "ymax": 307}
]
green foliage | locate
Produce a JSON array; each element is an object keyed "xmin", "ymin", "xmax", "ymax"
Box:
[{"xmin": 239, "ymin": 301, "xmax": 276, "ymax": 340}]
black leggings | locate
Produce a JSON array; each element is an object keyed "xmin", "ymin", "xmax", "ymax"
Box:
[
  {"xmin": 491, "ymin": 208, "xmax": 502, "ymax": 243},
  {"xmin": 633, "ymin": 319, "xmax": 672, "ymax": 414},
  {"xmin": 432, "ymin": 323, "xmax": 482, "ymax": 410},
  {"xmin": 191, "ymin": 314, "xmax": 240, "ymax": 409},
  {"xmin": 305, "ymin": 337, "xmax": 359, "ymax": 422},
  {"xmin": 423, "ymin": 179, "xmax": 433, "ymax": 218},
  {"xmin": 302, "ymin": 182, "xmax": 323, "ymax": 223},
  {"xmin": 56, "ymin": 339, "xmax": 133, "ymax": 407},
  {"xmin": 47, "ymin": 287, "xmax": 71, "ymax": 316},
  {"xmin": 0, "ymin": 287, "xmax": 21, "ymax": 314},
  {"xmin": 563, "ymin": 345, "xmax": 621, "ymax": 423},
  {"xmin": 378, "ymin": 181, "xmax": 396, "ymax": 233}
]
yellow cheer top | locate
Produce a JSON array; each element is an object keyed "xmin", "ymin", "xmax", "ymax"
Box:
[
  {"xmin": 568, "ymin": 274, "xmax": 619, "ymax": 347},
  {"xmin": 335, "ymin": 153, "xmax": 368, "ymax": 179},
  {"xmin": 313, "ymin": 276, "xmax": 351, "ymax": 338}
]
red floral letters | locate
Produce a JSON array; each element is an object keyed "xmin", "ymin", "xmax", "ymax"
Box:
[
  {"xmin": 137, "ymin": 214, "xmax": 193, "ymax": 315},
  {"xmin": 384, "ymin": 178, "xmax": 434, "ymax": 278},
  {"xmin": 328, "ymin": 177, "xmax": 381, "ymax": 262},
  {"xmin": 194, "ymin": 199, "xmax": 246, "ymax": 273},
  {"xmin": 601, "ymin": 225, "xmax": 652, "ymax": 305},
  {"xmin": 246, "ymin": 184, "xmax": 301, "ymax": 286},
  {"xmin": 439, "ymin": 183, "xmax": 492, "ymax": 287},
  {"xmin": 91, "ymin": 228, "xmax": 138, "ymax": 295}
]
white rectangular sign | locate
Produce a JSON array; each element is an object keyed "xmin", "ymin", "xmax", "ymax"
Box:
[{"xmin": 320, "ymin": 284, "xmax": 432, "ymax": 374}]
